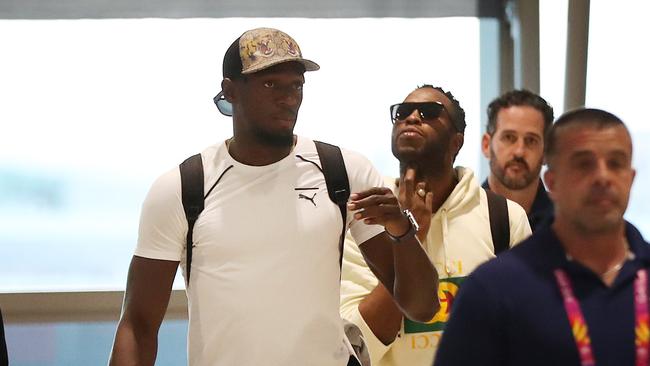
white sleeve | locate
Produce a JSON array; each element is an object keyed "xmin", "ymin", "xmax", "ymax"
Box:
[
  {"xmin": 507, "ymin": 199, "xmax": 532, "ymax": 247},
  {"xmin": 134, "ymin": 167, "xmax": 187, "ymax": 261},
  {"xmin": 340, "ymin": 233, "xmax": 393, "ymax": 364},
  {"xmin": 342, "ymin": 149, "xmax": 386, "ymax": 245}
]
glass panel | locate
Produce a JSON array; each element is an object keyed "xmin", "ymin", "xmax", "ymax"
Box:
[
  {"xmin": 540, "ymin": 1, "xmax": 649, "ymax": 237},
  {"xmin": 586, "ymin": 1, "xmax": 650, "ymax": 237},
  {"xmin": 539, "ymin": 0, "xmax": 568, "ymax": 113},
  {"xmin": 0, "ymin": 17, "xmax": 483, "ymax": 291}
]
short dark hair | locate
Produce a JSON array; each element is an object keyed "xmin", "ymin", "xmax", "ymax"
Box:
[
  {"xmin": 486, "ymin": 89, "xmax": 554, "ymax": 136},
  {"xmin": 545, "ymin": 108, "xmax": 628, "ymax": 167},
  {"xmin": 418, "ymin": 84, "xmax": 466, "ymax": 134},
  {"xmin": 223, "ymin": 37, "xmax": 244, "ymax": 80}
]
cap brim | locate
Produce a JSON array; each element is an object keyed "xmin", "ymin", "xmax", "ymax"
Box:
[{"xmin": 242, "ymin": 57, "xmax": 320, "ymax": 74}]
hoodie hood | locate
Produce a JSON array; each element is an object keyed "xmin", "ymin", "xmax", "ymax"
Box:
[
  {"xmin": 384, "ymin": 166, "xmax": 480, "ymax": 220},
  {"xmin": 438, "ymin": 166, "xmax": 480, "ymax": 219}
]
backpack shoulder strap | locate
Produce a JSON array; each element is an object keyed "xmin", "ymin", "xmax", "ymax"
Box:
[
  {"xmin": 484, "ymin": 188, "xmax": 510, "ymax": 255},
  {"xmin": 314, "ymin": 141, "xmax": 350, "ymax": 268},
  {"xmin": 179, "ymin": 153, "xmax": 204, "ymax": 285}
]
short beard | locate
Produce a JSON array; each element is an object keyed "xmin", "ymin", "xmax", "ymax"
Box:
[
  {"xmin": 489, "ymin": 146, "xmax": 541, "ymax": 190},
  {"xmin": 571, "ymin": 189, "xmax": 627, "ymax": 234},
  {"xmin": 393, "ymin": 141, "xmax": 451, "ymax": 177},
  {"xmin": 255, "ymin": 129, "xmax": 295, "ymax": 148},
  {"xmin": 571, "ymin": 211, "xmax": 623, "ymax": 235}
]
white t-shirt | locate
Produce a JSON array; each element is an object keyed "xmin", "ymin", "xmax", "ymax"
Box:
[{"xmin": 135, "ymin": 136, "xmax": 384, "ymax": 366}]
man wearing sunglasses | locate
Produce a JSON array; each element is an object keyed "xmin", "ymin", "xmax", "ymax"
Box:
[
  {"xmin": 341, "ymin": 85, "xmax": 531, "ymax": 366},
  {"xmin": 482, "ymin": 89, "xmax": 554, "ymax": 232},
  {"xmin": 110, "ymin": 28, "xmax": 438, "ymax": 366}
]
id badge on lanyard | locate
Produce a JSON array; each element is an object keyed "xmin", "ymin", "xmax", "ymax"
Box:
[{"xmin": 554, "ymin": 268, "xmax": 649, "ymax": 366}]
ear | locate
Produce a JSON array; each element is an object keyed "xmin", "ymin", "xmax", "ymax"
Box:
[
  {"xmin": 452, "ymin": 133, "xmax": 464, "ymax": 157},
  {"xmin": 543, "ymin": 168, "xmax": 555, "ymax": 199},
  {"xmin": 221, "ymin": 78, "xmax": 236, "ymax": 102},
  {"xmin": 481, "ymin": 133, "xmax": 491, "ymax": 158}
]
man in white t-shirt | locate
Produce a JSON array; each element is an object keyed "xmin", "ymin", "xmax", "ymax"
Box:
[{"xmin": 109, "ymin": 27, "xmax": 438, "ymax": 366}]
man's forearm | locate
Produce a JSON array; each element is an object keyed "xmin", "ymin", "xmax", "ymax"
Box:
[
  {"xmin": 360, "ymin": 232, "xmax": 439, "ymax": 323},
  {"xmin": 390, "ymin": 235, "xmax": 439, "ymax": 322},
  {"xmin": 359, "ymin": 283, "xmax": 404, "ymax": 345},
  {"xmin": 109, "ymin": 321, "xmax": 158, "ymax": 366}
]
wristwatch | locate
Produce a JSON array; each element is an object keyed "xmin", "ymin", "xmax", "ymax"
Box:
[{"xmin": 386, "ymin": 209, "xmax": 420, "ymax": 243}]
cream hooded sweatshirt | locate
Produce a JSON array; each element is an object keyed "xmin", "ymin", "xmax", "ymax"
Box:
[{"xmin": 340, "ymin": 167, "xmax": 531, "ymax": 366}]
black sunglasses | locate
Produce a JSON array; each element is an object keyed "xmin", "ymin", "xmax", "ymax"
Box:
[
  {"xmin": 213, "ymin": 91, "xmax": 233, "ymax": 117},
  {"xmin": 389, "ymin": 102, "xmax": 446, "ymax": 124}
]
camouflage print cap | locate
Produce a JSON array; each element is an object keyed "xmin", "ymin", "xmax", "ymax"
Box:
[{"xmin": 238, "ymin": 27, "xmax": 320, "ymax": 74}]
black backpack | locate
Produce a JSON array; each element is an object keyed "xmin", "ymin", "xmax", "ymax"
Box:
[
  {"xmin": 484, "ymin": 188, "xmax": 511, "ymax": 255},
  {"xmin": 178, "ymin": 141, "xmax": 350, "ymax": 284}
]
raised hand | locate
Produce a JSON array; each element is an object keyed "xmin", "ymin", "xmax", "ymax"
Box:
[
  {"xmin": 398, "ymin": 167, "xmax": 433, "ymax": 241},
  {"xmin": 347, "ymin": 187, "xmax": 411, "ymax": 238}
]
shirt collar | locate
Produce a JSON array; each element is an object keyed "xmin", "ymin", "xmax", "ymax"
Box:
[
  {"xmin": 527, "ymin": 221, "xmax": 650, "ymax": 268},
  {"xmin": 529, "ymin": 179, "xmax": 553, "ymax": 213},
  {"xmin": 531, "ymin": 221, "xmax": 650, "ymax": 287},
  {"xmin": 481, "ymin": 178, "xmax": 554, "ymax": 231},
  {"xmin": 625, "ymin": 221, "xmax": 650, "ymax": 263}
]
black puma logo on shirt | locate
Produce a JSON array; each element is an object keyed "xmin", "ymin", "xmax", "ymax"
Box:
[{"xmin": 298, "ymin": 193, "xmax": 317, "ymax": 207}]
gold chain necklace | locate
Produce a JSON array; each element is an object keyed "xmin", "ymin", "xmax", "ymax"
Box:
[
  {"xmin": 601, "ymin": 238, "xmax": 633, "ymax": 276},
  {"xmin": 565, "ymin": 238, "xmax": 634, "ymax": 279}
]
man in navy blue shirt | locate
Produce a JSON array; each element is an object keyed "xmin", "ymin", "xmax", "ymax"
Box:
[
  {"xmin": 481, "ymin": 90, "xmax": 554, "ymax": 231},
  {"xmin": 435, "ymin": 108, "xmax": 648, "ymax": 365}
]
